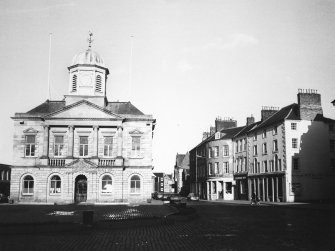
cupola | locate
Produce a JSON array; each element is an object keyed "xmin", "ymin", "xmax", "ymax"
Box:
[{"xmin": 65, "ymin": 32, "xmax": 109, "ymax": 107}]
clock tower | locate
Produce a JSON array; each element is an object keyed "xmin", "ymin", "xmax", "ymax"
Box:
[{"xmin": 65, "ymin": 32, "xmax": 110, "ymax": 107}]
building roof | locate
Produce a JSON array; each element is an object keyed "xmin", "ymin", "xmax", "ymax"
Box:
[
  {"xmin": 16, "ymin": 100, "xmax": 146, "ymax": 117},
  {"xmin": 153, "ymin": 172, "xmax": 164, "ymax": 178},
  {"xmin": 191, "ymin": 126, "xmax": 245, "ymax": 151},
  {"xmin": 71, "ymin": 48, "xmax": 105, "ymax": 67},
  {"xmin": 233, "ymin": 122, "xmax": 260, "ymax": 138},
  {"xmin": 249, "ymin": 103, "xmax": 299, "ymax": 133}
]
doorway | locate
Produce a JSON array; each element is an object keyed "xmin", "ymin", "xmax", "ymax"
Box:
[{"xmin": 75, "ymin": 175, "xmax": 87, "ymax": 203}]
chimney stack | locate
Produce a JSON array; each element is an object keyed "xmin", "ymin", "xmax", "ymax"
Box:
[
  {"xmin": 210, "ymin": 126, "xmax": 215, "ymax": 136},
  {"xmin": 261, "ymin": 106, "xmax": 279, "ymax": 121},
  {"xmin": 215, "ymin": 117, "xmax": 237, "ymax": 132},
  {"xmin": 246, "ymin": 115, "xmax": 255, "ymax": 126},
  {"xmin": 202, "ymin": 132, "xmax": 210, "ymax": 141},
  {"xmin": 297, "ymin": 89, "xmax": 323, "ymax": 120}
]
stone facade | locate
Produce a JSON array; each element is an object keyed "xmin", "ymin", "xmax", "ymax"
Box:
[{"xmin": 10, "ymin": 40, "xmax": 155, "ymax": 204}]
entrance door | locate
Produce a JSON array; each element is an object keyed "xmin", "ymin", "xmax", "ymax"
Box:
[{"xmin": 75, "ymin": 175, "xmax": 87, "ymax": 203}]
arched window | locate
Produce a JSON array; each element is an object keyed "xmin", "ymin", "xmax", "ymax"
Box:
[
  {"xmin": 22, "ymin": 175, "xmax": 34, "ymax": 195},
  {"xmin": 101, "ymin": 175, "xmax": 112, "ymax": 193},
  {"xmin": 72, "ymin": 75, "xmax": 77, "ymax": 92},
  {"xmin": 130, "ymin": 175, "xmax": 141, "ymax": 193},
  {"xmin": 50, "ymin": 175, "xmax": 61, "ymax": 194},
  {"xmin": 95, "ymin": 75, "xmax": 102, "ymax": 92}
]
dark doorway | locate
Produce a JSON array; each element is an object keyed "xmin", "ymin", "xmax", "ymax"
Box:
[{"xmin": 75, "ymin": 175, "xmax": 87, "ymax": 203}]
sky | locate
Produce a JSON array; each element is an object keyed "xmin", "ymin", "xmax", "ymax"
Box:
[{"xmin": 0, "ymin": 0, "xmax": 335, "ymax": 173}]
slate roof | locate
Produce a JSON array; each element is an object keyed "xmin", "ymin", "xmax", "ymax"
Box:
[
  {"xmin": 191, "ymin": 126, "xmax": 245, "ymax": 151},
  {"xmin": 249, "ymin": 103, "xmax": 299, "ymax": 133},
  {"xmin": 233, "ymin": 122, "xmax": 260, "ymax": 138},
  {"xmin": 16, "ymin": 99, "xmax": 146, "ymax": 117}
]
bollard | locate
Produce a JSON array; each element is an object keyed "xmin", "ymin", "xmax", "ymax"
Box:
[{"xmin": 82, "ymin": 210, "xmax": 94, "ymax": 226}]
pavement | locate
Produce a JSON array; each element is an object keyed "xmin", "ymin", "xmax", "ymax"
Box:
[{"xmin": 1, "ymin": 199, "xmax": 335, "ymax": 250}]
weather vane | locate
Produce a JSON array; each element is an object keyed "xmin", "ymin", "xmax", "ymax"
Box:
[{"xmin": 87, "ymin": 31, "xmax": 94, "ymax": 48}]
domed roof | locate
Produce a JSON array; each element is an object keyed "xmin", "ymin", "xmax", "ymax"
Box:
[{"xmin": 71, "ymin": 48, "xmax": 105, "ymax": 67}]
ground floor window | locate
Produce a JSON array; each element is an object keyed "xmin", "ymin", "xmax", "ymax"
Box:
[
  {"xmin": 101, "ymin": 175, "xmax": 112, "ymax": 193},
  {"xmin": 130, "ymin": 175, "xmax": 141, "ymax": 193},
  {"xmin": 22, "ymin": 175, "xmax": 34, "ymax": 195},
  {"xmin": 50, "ymin": 175, "xmax": 61, "ymax": 194}
]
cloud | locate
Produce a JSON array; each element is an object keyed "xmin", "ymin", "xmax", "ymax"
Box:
[
  {"xmin": 177, "ymin": 59, "xmax": 193, "ymax": 72},
  {"xmin": 184, "ymin": 33, "xmax": 259, "ymax": 53}
]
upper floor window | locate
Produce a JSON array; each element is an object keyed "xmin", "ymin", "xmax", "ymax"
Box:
[
  {"xmin": 54, "ymin": 136, "xmax": 64, "ymax": 157},
  {"xmin": 132, "ymin": 136, "xmax": 141, "ymax": 156},
  {"xmin": 263, "ymin": 161, "xmax": 268, "ymax": 172},
  {"xmin": 273, "ymin": 126, "xmax": 278, "ymax": 135},
  {"xmin": 130, "ymin": 175, "xmax": 141, "ymax": 193},
  {"xmin": 262, "ymin": 130, "xmax": 266, "ymax": 138},
  {"xmin": 223, "ymin": 145, "xmax": 229, "ymax": 156},
  {"xmin": 291, "ymin": 123, "xmax": 297, "ymax": 130},
  {"xmin": 243, "ymin": 139, "xmax": 247, "ymax": 151},
  {"xmin": 95, "ymin": 75, "xmax": 102, "ymax": 92},
  {"xmin": 239, "ymin": 140, "xmax": 242, "ymax": 152},
  {"xmin": 22, "ymin": 175, "xmax": 34, "ymax": 195},
  {"xmin": 25, "ymin": 135, "xmax": 36, "ymax": 157},
  {"xmin": 72, "ymin": 74, "xmax": 77, "ymax": 92},
  {"xmin": 273, "ymin": 140, "xmax": 278, "ymax": 152},
  {"xmin": 292, "ymin": 138, "xmax": 298, "ymax": 149},
  {"xmin": 262, "ymin": 143, "xmax": 267, "ymax": 155},
  {"xmin": 208, "ymin": 147, "xmax": 212, "ymax": 158},
  {"xmin": 235, "ymin": 142, "xmax": 239, "ymax": 153},
  {"xmin": 214, "ymin": 162, "xmax": 219, "ymax": 174},
  {"xmin": 101, "ymin": 175, "xmax": 112, "ymax": 193},
  {"xmin": 104, "ymin": 136, "xmax": 113, "ymax": 157},
  {"xmin": 223, "ymin": 162, "xmax": 229, "ymax": 173},
  {"xmin": 208, "ymin": 163, "xmax": 212, "ymax": 175},
  {"xmin": 50, "ymin": 175, "xmax": 61, "ymax": 194},
  {"xmin": 253, "ymin": 145, "xmax": 258, "ymax": 155},
  {"xmin": 253, "ymin": 133, "xmax": 257, "ymax": 141},
  {"xmin": 329, "ymin": 124, "xmax": 334, "ymax": 133},
  {"xmin": 79, "ymin": 136, "xmax": 89, "ymax": 157},
  {"xmin": 213, "ymin": 146, "xmax": 219, "ymax": 157}
]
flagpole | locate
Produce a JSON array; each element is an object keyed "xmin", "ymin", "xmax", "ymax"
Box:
[{"xmin": 47, "ymin": 33, "xmax": 52, "ymax": 100}]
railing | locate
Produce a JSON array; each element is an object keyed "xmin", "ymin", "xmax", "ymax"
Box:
[
  {"xmin": 99, "ymin": 159, "xmax": 115, "ymax": 166},
  {"xmin": 48, "ymin": 159, "xmax": 66, "ymax": 166}
]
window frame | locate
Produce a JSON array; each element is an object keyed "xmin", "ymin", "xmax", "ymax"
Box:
[
  {"xmin": 25, "ymin": 135, "xmax": 36, "ymax": 157},
  {"xmin": 79, "ymin": 136, "xmax": 89, "ymax": 157},
  {"xmin": 103, "ymin": 136, "xmax": 113, "ymax": 157},
  {"xmin": 131, "ymin": 136, "xmax": 141, "ymax": 157},
  {"xmin": 291, "ymin": 123, "xmax": 297, "ymax": 130},
  {"xmin": 292, "ymin": 138, "xmax": 298, "ymax": 149},
  {"xmin": 49, "ymin": 175, "xmax": 61, "ymax": 195},
  {"xmin": 22, "ymin": 175, "xmax": 34, "ymax": 195},
  {"xmin": 54, "ymin": 135, "xmax": 65, "ymax": 157},
  {"xmin": 223, "ymin": 145, "xmax": 229, "ymax": 156},
  {"xmin": 101, "ymin": 174, "xmax": 113, "ymax": 194},
  {"xmin": 130, "ymin": 175, "xmax": 141, "ymax": 194}
]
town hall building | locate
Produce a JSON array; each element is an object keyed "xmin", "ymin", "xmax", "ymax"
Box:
[{"xmin": 10, "ymin": 35, "xmax": 156, "ymax": 204}]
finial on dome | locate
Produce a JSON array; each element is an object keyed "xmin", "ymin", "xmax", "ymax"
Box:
[{"xmin": 87, "ymin": 31, "xmax": 94, "ymax": 49}]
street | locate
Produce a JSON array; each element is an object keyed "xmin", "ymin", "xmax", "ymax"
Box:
[{"xmin": 0, "ymin": 201, "xmax": 334, "ymax": 250}]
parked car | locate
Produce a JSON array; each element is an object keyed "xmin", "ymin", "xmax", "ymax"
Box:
[
  {"xmin": 0, "ymin": 194, "xmax": 9, "ymax": 203},
  {"xmin": 187, "ymin": 193, "xmax": 199, "ymax": 201}
]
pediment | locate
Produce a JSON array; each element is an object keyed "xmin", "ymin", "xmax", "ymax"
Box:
[
  {"xmin": 129, "ymin": 129, "xmax": 144, "ymax": 135},
  {"xmin": 65, "ymin": 159, "xmax": 98, "ymax": 174},
  {"xmin": 23, "ymin": 128, "xmax": 39, "ymax": 134},
  {"xmin": 45, "ymin": 100, "xmax": 122, "ymax": 120}
]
